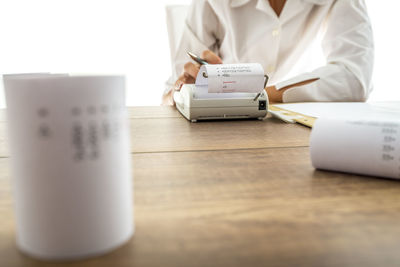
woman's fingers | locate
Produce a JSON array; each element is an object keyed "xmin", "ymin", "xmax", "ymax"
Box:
[
  {"xmin": 173, "ymin": 50, "xmax": 221, "ymax": 94},
  {"xmin": 183, "ymin": 62, "xmax": 200, "ymax": 79},
  {"xmin": 174, "ymin": 62, "xmax": 199, "ymax": 90},
  {"xmin": 201, "ymin": 50, "xmax": 223, "ymax": 64},
  {"xmin": 175, "ymin": 72, "xmax": 196, "ymax": 90},
  {"xmin": 182, "ymin": 72, "xmax": 196, "ymax": 84}
]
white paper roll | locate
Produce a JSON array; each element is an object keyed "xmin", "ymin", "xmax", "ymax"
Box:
[
  {"xmin": 195, "ymin": 63, "xmax": 265, "ymax": 93},
  {"xmin": 310, "ymin": 118, "xmax": 400, "ymax": 179},
  {"xmin": 4, "ymin": 75, "xmax": 134, "ymax": 260}
]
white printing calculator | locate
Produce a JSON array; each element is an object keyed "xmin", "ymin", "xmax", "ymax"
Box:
[{"xmin": 173, "ymin": 84, "xmax": 268, "ymax": 122}]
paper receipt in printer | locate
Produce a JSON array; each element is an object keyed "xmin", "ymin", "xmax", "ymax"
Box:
[{"xmin": 195, "ymin": 63, "xmax": 265, "ymax": 93}]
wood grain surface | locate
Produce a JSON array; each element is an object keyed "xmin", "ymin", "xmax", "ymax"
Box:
[
  {"xmin": 127, "ymin": 106, "xmax": 181, "ymax": 119},
  {"xmin": 0, "ymin": 106, "xmax": 181, "ymax": 122},
  {"xmin": 2, "ymin": 148, "xmax": 400, "ymax": 267},
  {"xmin": 0, "ymin": 108, "xmax": 310, "ymax": 157},
  {"xmin": 1, "ymin": 107, "xmax": 400, "ymax": 267},
  {"xmin": 129, "ymin": 116, "xmax": 310, "ymax": 153}
]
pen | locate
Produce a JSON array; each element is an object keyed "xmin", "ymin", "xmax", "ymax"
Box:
[{"xmin": 187, "ymin": 51, "xmax": 209, "ymax": 65}]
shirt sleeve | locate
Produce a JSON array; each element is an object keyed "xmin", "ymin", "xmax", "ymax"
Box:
[
  {"xmin": 171, "ymin": 0, "xmax": 223, "ymax": 82},
  {"xmin": 276, "ymin": 0, "xmax": 374, "ymax": 102}
]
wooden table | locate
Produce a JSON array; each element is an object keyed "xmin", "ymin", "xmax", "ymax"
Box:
[{"xmin": 1, "ymin": 106, "xmax": 400, "ymax": 267}]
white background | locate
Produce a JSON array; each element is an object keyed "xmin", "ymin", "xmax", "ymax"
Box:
[{"xmin": 0, "ymin": 0, "xmax": 398, "ymax": 107}]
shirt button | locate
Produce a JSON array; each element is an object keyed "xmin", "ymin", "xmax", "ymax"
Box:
[{"xmin": 272, "ymin": 29, "xmax": 280, "ymax": 37}]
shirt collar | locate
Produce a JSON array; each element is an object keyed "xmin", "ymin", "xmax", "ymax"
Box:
[
  {"xmin": 230, "ymin": 0, "xmax": 329, "ymax": 23},
  {"xmin": 230, "ymin": 0, "xmax": 329, "ymax": 8},
  {"xmin": 230, "ymin": 0, "xmax": 251, "ymax": 8},
  {"xmin": 302, "ymin": 0, "xmax": 330, "ymax": 5},
  {"xmin": 230, "ymin": 0, "xmax": 274, "ymax": 16}
]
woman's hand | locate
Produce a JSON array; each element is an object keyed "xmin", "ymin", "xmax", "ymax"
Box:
[
  {"xmin": 266, "ymin": 78, "xmax": 319, "ymax": 103},
  {"xmin": 163, "ymin": 50, "xmax": 222, "ymax": 105},
  {"xmin": 265, "ymin": 86, "xmax": 284, "ymax": 103},
  {"xmin": 175, "ymin": 50, "xmax": 222, "ymax": 91}
]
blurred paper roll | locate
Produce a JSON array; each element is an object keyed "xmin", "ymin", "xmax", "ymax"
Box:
[
  {"xmin": 310, "ymin": 118, "xmax": 400, "ymax": 179},
  {"xmin": 3, "ymin": 75, "xmax": 134, "ymax": 260}
]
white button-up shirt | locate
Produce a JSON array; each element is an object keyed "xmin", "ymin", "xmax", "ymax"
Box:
[{"xmin": 172, "ymin": 0, "xmax": 374, "ymax": 102}]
